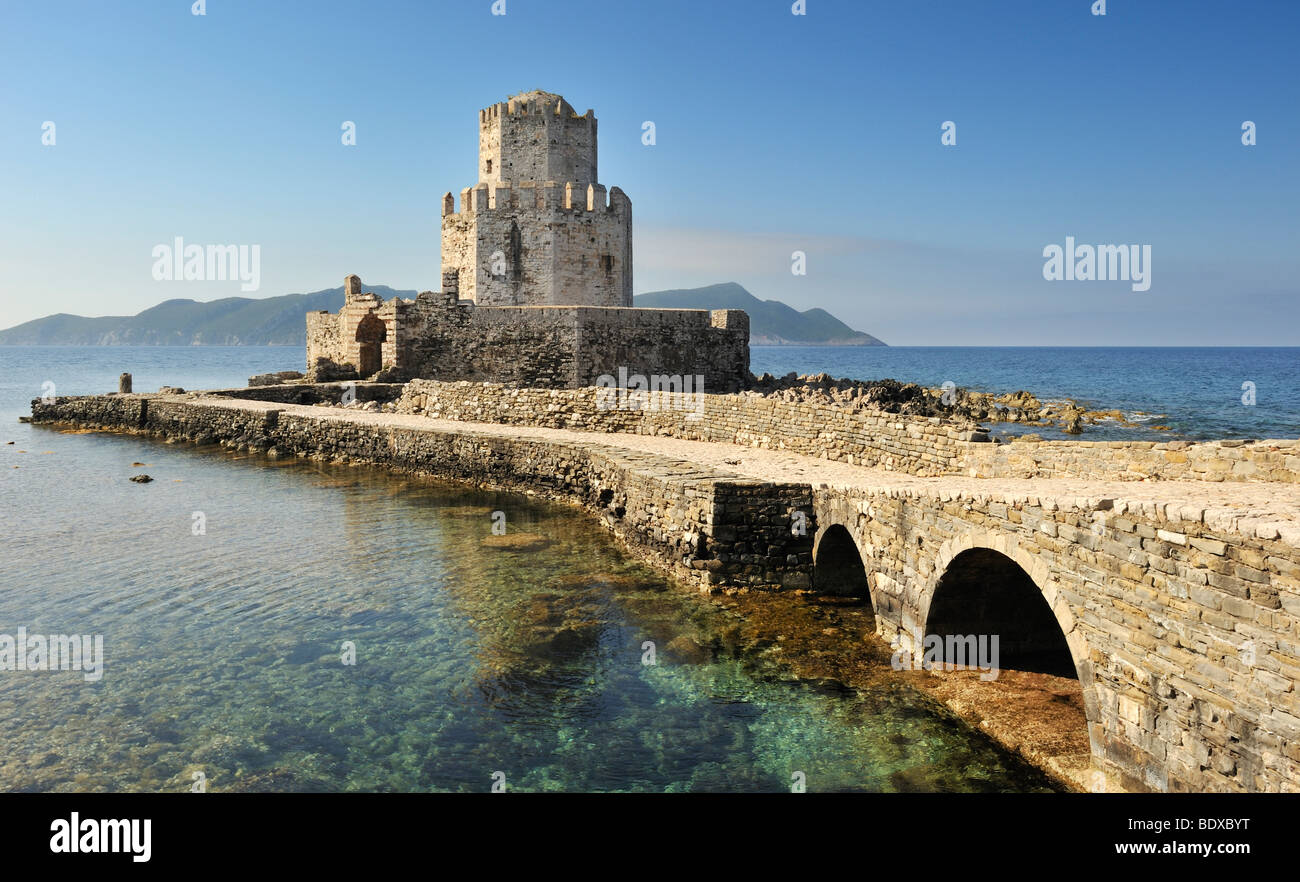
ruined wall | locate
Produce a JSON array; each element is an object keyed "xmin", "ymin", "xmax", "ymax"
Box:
[
  {"xmin": 308, "ymin": 296, "xmax": 749, "ymax": 391},
  {"xmin": 305, "ymin": 287, "xmax": 398, "ymax": 380},
  {"xmin": 441, "ymin": 182, "xmax": 631, "ymax": 307},
  {"xmin": 396, "ymin": 380, "xmax": 981, "ymax": 475},
  {"xmin": 305, "ymin": 312, "xmax": 343, "ymax": 369}
]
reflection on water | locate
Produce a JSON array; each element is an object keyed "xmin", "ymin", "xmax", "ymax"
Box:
[{"xmin": 0, "ymin": 426, "xmax": 1060, "ymax": 792}]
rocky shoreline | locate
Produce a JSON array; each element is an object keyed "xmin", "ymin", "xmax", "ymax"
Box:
[{"xmin": 749, "ymin": 371, "xmax": 1165, "ymax": 437}]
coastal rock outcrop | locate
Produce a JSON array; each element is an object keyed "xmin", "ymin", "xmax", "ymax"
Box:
[
  {"xmin": 747, "ymin": 372, "xmax": 1163, "ymax": 437},
  {"xmin": 248, "ymin": 371, "xmax": 304, "ymax": 387}
]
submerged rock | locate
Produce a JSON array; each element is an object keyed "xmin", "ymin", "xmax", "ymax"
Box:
[
  {"xmin": 889, "ymin": 764, "xmax": 950, "ymax": 793},
  {"xmin": 664, "ymin": 635, "xmax": 712, "ymax": 665},
  {"xmin": 480, "ymin": 532, "xmax": 551, "ymax": 552},
  {"xmin": 524, "ymin": 621, "xmax": 602, "ymax": 659},
  {"xmin": 550, "ymin": 623, "xmax": 601, "ymax": 654}
]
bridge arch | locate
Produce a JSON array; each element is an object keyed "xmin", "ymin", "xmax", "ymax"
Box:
[
  {"xmin": 917, "ymin": 531, "xmax": 1102, "ymax": 771},
  {"xmin": 811, "ymin": 523, "xmax": 873, "ymax": 605}
]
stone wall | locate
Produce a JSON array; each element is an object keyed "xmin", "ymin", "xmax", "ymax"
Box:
[
  {"xmin": 395, "ymin": 380, "xmax": 990, "ymax": 476},
  {"xmin": 959, "ymin": 437, "xmax": 1300, "ymax": 484},
  {"xmin": 395, "ymin": 380, "xmax": 1300, "ymax": 484},
  {"xmin": 573, "ymin": 306, "xmax": 748, "ymax": 391},
  {"xmin": 397, "ymin": 296, "xmax": 582, "ymax": 387},
  {"xmin": 308, "ymin": 290, "xmax": 749, "ymax": 392}
]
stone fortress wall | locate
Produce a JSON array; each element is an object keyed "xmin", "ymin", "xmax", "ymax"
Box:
[{"xmin": 307, "ymin": 274, "xmax": 750, "ymax": 391}]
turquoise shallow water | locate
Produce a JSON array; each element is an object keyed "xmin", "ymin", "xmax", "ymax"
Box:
[{"xmin": 0, "ymin": 347, "xmax": 1061, "ymax": 792}]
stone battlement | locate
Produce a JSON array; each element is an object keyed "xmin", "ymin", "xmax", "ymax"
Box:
[
  {"xmin": 441, "ymin": 181, "xmax": 630, "ymax": 216},
  {"xmin": 479, "ymin": 92, "xmax": 594, "ymax": 121}
]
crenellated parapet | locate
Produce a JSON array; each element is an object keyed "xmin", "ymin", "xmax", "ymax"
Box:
[{"xmin": 441, "ymin": 182, "xmax": 630, "ymax": 217}]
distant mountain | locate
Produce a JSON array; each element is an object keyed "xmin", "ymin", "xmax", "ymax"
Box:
[
  {"xmin": 635, "ymin": 283, "xmax": 885, "ymax": 346},
  {"xmin": 0, "ymin": 281, "xmax": 883, "ymax": 347},
  {"xmin": 0, "ymin": 285, "xmax": 416, "ymax": 346}
]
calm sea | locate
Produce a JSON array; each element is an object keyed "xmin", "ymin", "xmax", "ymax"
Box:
[
  {"xmin": 751, "ymin": 345, "xmax": 1299, "ymax": 441},
  {"xmin": 0, "ymin": 345, "xmax": 1065, "ymax": 792},
  {"xmin": 4, "ymin": 344, "xmax": 1294, "ymax": 438}
]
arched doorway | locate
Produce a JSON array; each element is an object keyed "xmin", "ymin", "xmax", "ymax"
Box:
[
  {"xmin": 812, "ymin": 524, "xmax": 870, "ymax": 600},
  {"xmin": 925, "ymin": 548, "xmax": 1075, "ymax": 677},
  {"xmin": 355, "ymin": 314, "xmax": 387, "ymax": 378}
]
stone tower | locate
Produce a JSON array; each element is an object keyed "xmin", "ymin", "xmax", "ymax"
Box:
[{"xmin": 441, "ymin": 90, "xmax": 633, "ymax": 307}]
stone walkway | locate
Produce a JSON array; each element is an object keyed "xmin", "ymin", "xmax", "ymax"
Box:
[{"xmin": 205, "ymin": 396, "xmax": 1300, "ymax": 541}]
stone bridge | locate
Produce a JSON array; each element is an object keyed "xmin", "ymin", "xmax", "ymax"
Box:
[
  {"xmin": 30, "ymin": 387, "xmax": 1300, "ymax": 793},
  {"xmin": 806, "ymin": 476, "xmax": 1300, "ymax": 793}
]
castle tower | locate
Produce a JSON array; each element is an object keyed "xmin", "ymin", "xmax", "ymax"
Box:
[
  {"xmin": 479, "ymin": 91, "xmax": 597, "ymax": 189},
  {"xmin": 441, "ymin": 90, "xmax": 633, "ymax": 307}
]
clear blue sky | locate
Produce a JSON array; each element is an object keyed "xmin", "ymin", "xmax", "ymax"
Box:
[{"xmin": 2, "ymin": 0, "xmax": 1297, "ymax": 344}]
